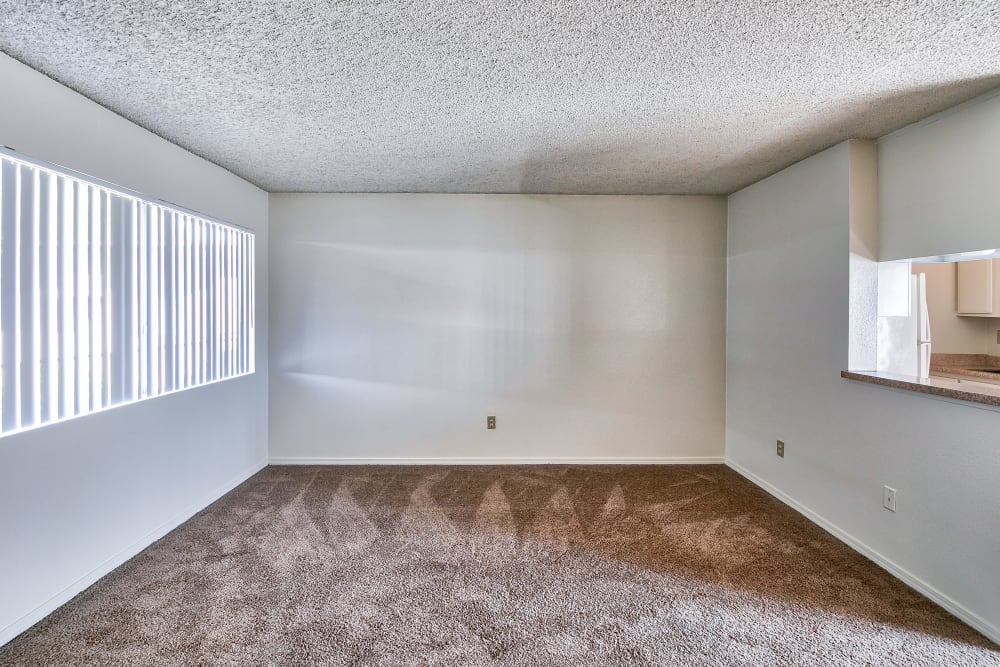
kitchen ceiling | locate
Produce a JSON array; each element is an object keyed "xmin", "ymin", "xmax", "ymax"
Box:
[{"xmin": 1, "ymin": 1, "xmax": 999, "ymax": 195}]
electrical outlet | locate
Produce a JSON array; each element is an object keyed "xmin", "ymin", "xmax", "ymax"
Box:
[
  {"xmin": 776, "ymin": 440, "xmax": 785, "ymax": 458},
  {"xmin": 882, "ymin": 486, "xmax": 897, "ymax": 512},
  {"xmin": 487, "ymin": 415, "xmax": 496, "ymax": 430}
]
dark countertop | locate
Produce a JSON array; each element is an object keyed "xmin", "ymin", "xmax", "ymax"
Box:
[
  {"xmin": 929, "ymin": 353, "xmax": 1000, "ymax": 382},
  {"xmin": 841, "ymin": 369, "xmax": 1000, "ymax": 408}
]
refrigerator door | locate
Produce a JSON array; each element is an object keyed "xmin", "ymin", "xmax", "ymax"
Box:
[
  {"xmin": 916, "ymin": 273, "xmax": 932, "ymax": 379},
  {"xmin": 877, "ymin": 275, "xmax": 921, "ymax": 377}
]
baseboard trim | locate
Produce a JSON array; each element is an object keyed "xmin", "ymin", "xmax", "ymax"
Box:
[
  {"xmin": 269, "ymin": 456, "xmax": 725, "ymax": 465},
  {"xmin": 725, "ymin": 458, "xmax": 1000, "ymax": 646},
  {"xmin": 0, "ymin": 459, "xmax": 268, "ymax": 648}
]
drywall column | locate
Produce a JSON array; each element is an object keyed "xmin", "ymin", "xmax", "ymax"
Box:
[
  {"xmin": 847, "ymin": 140, "xmax": 878, "ymax": 371},
  {"xmin": 727, "ymin": 141, "xmax": 1000, "ymax": 643}
]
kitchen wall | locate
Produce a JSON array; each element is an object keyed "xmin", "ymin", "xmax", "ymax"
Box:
[
  {"xmin": 727, "ymin": 141, "xmax": 1000, "ymax": 642},
  {"xmin": 988, "ymin": 322, "xmax": 1000, "ymax": 356},
  {"xmin": 912, "ymin": 262, "xmax": 995, "ymax": 354},
  {"xmin": 269, "ymin": 193, "xmax": 727, "ymax": 463},
  {"xmin": 0, "ymin": 53, "xmax": 269, "ymax": 645}
]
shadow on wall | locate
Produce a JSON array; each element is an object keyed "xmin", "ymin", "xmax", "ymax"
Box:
[
  {"xmin": 292, "ymin": 235, "xmax": 572, "ymax": 397},
  {"xmin": 279, "ymin": 199, "xmax": 703, "ymax": 415},
  {"xmin": 288, "ymin": 203, "xmax": 575, "ymax": 401}
]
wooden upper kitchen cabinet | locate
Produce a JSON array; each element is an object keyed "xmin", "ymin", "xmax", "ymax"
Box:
[{"xmin": 956, "ymin": 259, "xmax": 1000, "ymax": 316}]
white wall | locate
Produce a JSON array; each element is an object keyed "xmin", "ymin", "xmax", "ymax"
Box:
[
  {"xmin": 0, "ymin": 53, "xmax": 269, "ymax": 644},
  {"xmin": 880, "ymin": 88, "xmax": 1000, "ymax": 261},
  {"xmin": 727, "ymin": 141, "xmax": 1000, "ymax": 642},
  {"xmin": 269, "ymin": 193, "xmax": 726, "ymax": 463}
]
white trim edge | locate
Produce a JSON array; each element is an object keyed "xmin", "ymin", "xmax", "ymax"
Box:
[
  {"xmin": 0, "ymin": 459, "xmax": 268, "ymax": 648},
  {"xmin": 269, "ymin": 456, "xmax": 725, "ymax": 465},
  {"xmin": 725, "ymin": 458, "xmax": 1000, "ymax": 646}
]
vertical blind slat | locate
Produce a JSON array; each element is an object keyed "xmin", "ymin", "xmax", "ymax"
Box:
[
  {"xmin": 157, "ymin": 208, "xmax": 165, "ymax": 395},
  {"xmin": 60, "ymin": 177, "xmax": 75, "ymax": 419},
  {"xmin": 0, "ymin": 161, "xmax": 18, "ymax": 431},
  {"xmin": 169, "ymin": 213, "xmax": 178, "ymax": 392},
  {"xmin": 163, "ymin": 211, "xmax": 173, "ymax": 394},
  {"xmin": 137, "ymin": 201, "xmax": 147, "ymax": 398},
  {"xmin": 148, "ymin": 205, "xmax": 159, "ymax": 397},
  {"xmin": 128, "ymin": 200, "xmax": 139, "ymax": 403},
  {"xmin": 184, "ymin": 214, "xmax": 193, "ymax": 389},
  {"xmin": 23, "ymin": 167, "xmax": 39, "ymax": 428},
  {"xmin": 238, "ymin": 233, "xmax": 246, "ymax": 374},
  {"xmin": 205, "ymin": 223, "xmax": 213, "ymax": 383},
  {"xmin": 29, "ymin": 169, "xmax": 42, "ymax": 426},
  {"xmin": 109, "ymin": 198, "xmax": 127, "ymax": 404},
  {"xmin": 102, "ymin": 192, "xmax": 112, "ymax": 408},
  {"xmin": 213, "ymin": 224, "xmax": 221, "ymax": 382},
  {"xmin": 178, "ymin": 214, "xmax": 188, "ymax": 390},
  {"xmin": 18, "ymin": 165, "xmax": 34, "ymax": 428},
  {"xmin": 225, "ymin": 228, "xmax": 233, "ymax": 378},
  {"xmin": 248, "ymin": 234, "xmax": 255, "ymax": 372},
  {"xmin": 75, "ymin": 182, "xmax": 89, "ymax": 414},
  {"xmin": 90, "ymin": 186, "xmax": 102, "ymax": 411},
  {"xmin": 241, "ymin": 232, "xmax": 246, "ymax": 375},
  {"xmin": 192, "ymin": 218, "xmax": 200, "ymax": 387},
  {"xmin": 42, "ymin": 172, "xmax": 58, "ymax": 423},
  {"xmin": 200, "ymin": 220, "xmax": 208, "ymax": 385},
  {"xmin": 215, "ymin": 224, "xmax": 222, "ymax": 381},
  {"xmin": 200, "ymin": 220, "xmax": 207, "ymax": 385}
]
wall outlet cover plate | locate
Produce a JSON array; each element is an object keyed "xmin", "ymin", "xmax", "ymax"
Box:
[{"xmin": 883, "ymin": 486, "xmax": 897, "ymax": 512}]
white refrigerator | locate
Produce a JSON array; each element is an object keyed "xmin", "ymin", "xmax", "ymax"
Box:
[{"xmin": 877, "ymin": 273, "xmax": 932, "ymax": 379}]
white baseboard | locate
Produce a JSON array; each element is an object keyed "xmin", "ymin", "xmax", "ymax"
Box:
[
  {"xmin": 725, "ymin": 458, "xmax": 1000, "ymax": 646},
  {"xmin": 0, "ymin": 459, "xmax": 268, "ymax": 648},
  {"xmin": 268, "ymin": 456, "xmax": 725, "ymax": 465}
]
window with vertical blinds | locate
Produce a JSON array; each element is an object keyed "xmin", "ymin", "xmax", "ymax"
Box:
[{"xmin": 0, "ymin": 149, "xmax": 255, "ymax": 437}]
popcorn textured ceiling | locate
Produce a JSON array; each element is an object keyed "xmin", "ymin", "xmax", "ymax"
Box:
[{"xmin": 2, "ymin": 1, "xmax": 999, "ymax": 194}]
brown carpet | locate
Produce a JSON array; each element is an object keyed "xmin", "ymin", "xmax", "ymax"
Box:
[{"xmin": 2, "ymin": 465, "xmax": 997, "ymax": 666}]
